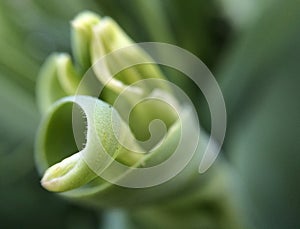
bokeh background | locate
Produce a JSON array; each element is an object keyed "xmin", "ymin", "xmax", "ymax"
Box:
[{"xmin": 0, "ymin": 0, "xmax": 299, "ymax": 228}]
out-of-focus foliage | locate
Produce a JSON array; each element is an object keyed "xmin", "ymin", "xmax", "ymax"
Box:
[
  {"xmin": 218, "ymin": 0, "xmax": 275, "ymax": 30},
  {"xmin": 218, "ymin": 0, "xmax": 300, "ymax": 228}
]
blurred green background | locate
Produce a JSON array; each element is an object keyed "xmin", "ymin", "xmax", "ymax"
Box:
[{"xmin": 0, "ymin": 0, "xmax": 299, "ymax": 228}]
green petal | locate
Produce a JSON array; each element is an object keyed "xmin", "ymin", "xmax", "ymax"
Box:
[
  {"xmin": 36, "ymin": 54, "xmax": 68, "ymax": 113},
  {"xmin": 56, "ymin": 53, "xmax": 81, "ymax": 94},
  {"xmin": 71, "ymin": 11, "xmax": 101, "ymax": 72},
  {"xmin": 35, "ymin": 95, "xmax": 144, "ymax": 192},
  {"xmin": 90, "ymin": 17, "xmax": 169, "ymax": 96}
]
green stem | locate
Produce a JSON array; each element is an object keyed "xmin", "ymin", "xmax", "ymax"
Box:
[{"xmin": 129, "ymin": 160, "xmax": 249, "ymax": 229}]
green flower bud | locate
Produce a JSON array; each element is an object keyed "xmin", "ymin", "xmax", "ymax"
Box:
[
  {"xmin": 35, "ymin": 11, "xmax": 195, "ymax": 205},
  {"xmin": 34, "ymin": 11, "xmax": 247, "ymax": 228}
]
